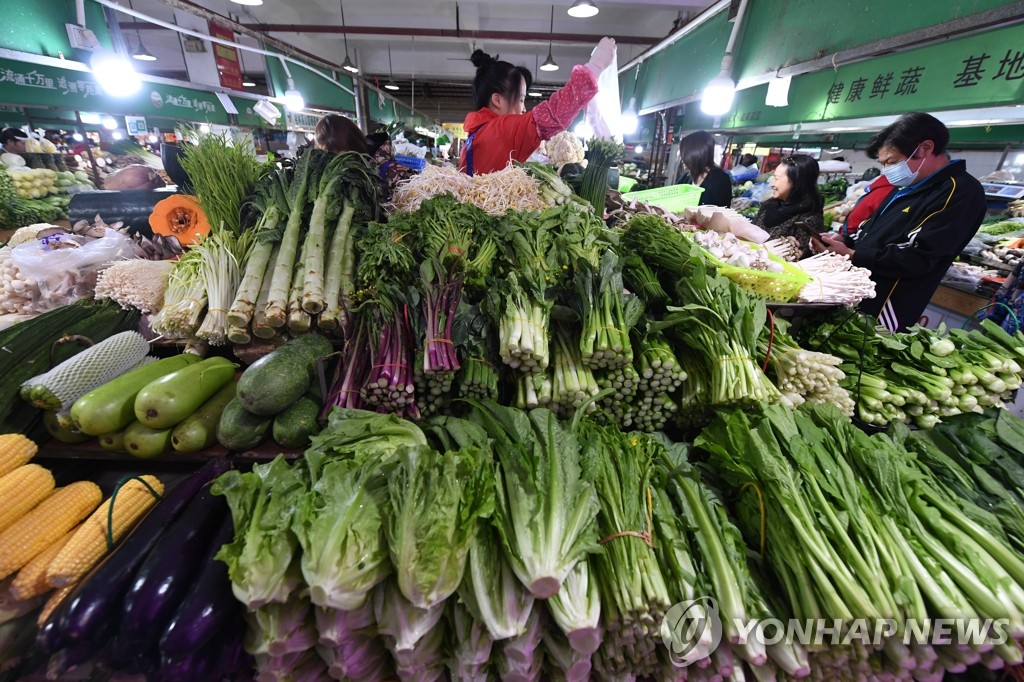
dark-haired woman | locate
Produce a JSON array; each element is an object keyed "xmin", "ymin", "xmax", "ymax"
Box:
[
  {"xmin": 460, "ymin": 37, "xmax": 616, "ymax": 176},
  {"xmin": 314, "ymin": 114, "xmax": 369, "ymax": 155},
  {"xmin": 753, "ymin": 154, "xmax": 824, "ymax": 259},
  {"xmin": 677, "ymin": 131, "xmax": 731, "ymax": 207}
]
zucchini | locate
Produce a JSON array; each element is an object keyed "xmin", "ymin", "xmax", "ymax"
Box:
[
  {"xmin": 134, "ymin": 357, "xmax": 237, "ymax": 429},
  {"xmin": 171, "ymin": 379, "xmax": 238, "ymax": 453},
  {"xmin": 43, "ymin": 410, "xmax": 91, "ymax": 444},
  {"xmin": 99, "ymin": 428, "xmax": 127, "ymax": 452},
  {"xmin": 72, "ymin": 354, "xmax": 201, "ymax": 435},
  {"xmin": 217, "ymin": 397, "xmax": 271, "ymax": 451},
  {"xmin": 272, "ymin": 397, "xmax": 321, "ymax": 449},
  {"xmin": 124, "ymin": 421, "xmax": 172, "ymax": 459},
  {"xmin": 237, "ymin": 334, "xmax": 332, "ymax": 416}
]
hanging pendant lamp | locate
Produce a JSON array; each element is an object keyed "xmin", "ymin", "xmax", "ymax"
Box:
[
  {"xmin": 340, "ymin": 0, "xmax": 359, "ymax": 73},
  {"xmin": 539, "ymin": 6, "xmax": 559, "ymax": 71}
]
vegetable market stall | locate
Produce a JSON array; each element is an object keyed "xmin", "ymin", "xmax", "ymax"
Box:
[{"xmin": 1, "ymin": 129, "xmax": 1024, "ymax": 682}]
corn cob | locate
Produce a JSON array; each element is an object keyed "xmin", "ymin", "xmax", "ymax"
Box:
[
  {"xmin": 19, "ymin": 331, "xmax": 150, "ymax": 410},
  {"xmin": 0, "ymin": 464, "xmax": 55, "ymax": 534},
  {"xmin": 0, "ymin": 574, "xmax": 46, "ymax": 624},
  {"xmin": 0, "ymin": 482, "xmax": 102, "ymax": 580},
  {"xmin": 37, "ymin": 581, "xmax": 76, "ymax": 627},
  {"xmin": 10, "ymin": 526, "xmax": 77, "ymax": 600},
  {"xmin": 0, "ymin": 434, "xmax": 37, "ymax": 478},
  {"xmin": 46, "ymin": 475, "xmax": 163, "ymax": 588}
]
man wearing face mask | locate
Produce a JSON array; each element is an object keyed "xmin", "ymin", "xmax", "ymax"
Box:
[{"xmin": 815, "ymin": 112, "xmax": 985, "ymax": 332}]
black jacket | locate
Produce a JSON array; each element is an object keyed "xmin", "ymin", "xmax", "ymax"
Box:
[
  {"xmin": 753, "ymin": 200, "xmax": 825, "ymax": 260},
  {"xmin": 678, "ymin": 166, "xmax": 733, "ymax": 207},
  {"xmin": 845, "ymin": 159, "xmax": 986, "ymax": 331}
]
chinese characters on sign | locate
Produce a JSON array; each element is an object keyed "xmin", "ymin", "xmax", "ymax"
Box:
[
  {"xmin": 825, "ymin": 44, "xmax": 1024, "ymax": 109},
  {"xmin": 161, "ymin": 93, "xmax": 218, "ymax": 114},
  {"xmin": 208, "ymin": 21, "xmax": 245, "ymax": 90},
  {"xmin": 0, "ymin": 67, "xmax": 98, "ymax": 97}
]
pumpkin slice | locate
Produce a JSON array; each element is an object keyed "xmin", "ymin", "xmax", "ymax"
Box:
[{"xmin": 149, "ymin": 195, "xmax": 210, "ymax": 247}]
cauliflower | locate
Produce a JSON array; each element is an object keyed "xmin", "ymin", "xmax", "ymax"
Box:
[{"xmin": 545, "ymin": 131, "xmax": 586, "ymax": 170}]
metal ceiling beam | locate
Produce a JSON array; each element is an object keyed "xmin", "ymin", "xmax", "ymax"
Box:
[{"xmin": 121, "ymin": 22, "xmax": 660, "ymax": 46}]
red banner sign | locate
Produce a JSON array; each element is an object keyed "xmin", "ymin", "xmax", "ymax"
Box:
[{"xmin": 208, "ymin": 21, "xmax": 244, "ymax": 91}]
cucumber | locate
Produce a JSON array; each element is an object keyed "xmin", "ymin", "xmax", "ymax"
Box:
[
  {"xmin": 272, "ymin": 397, "xmax": 321, "ymax": 449},
  {"xmin": 171, "ymin": 379, "xmax": 238, "ymax": 453},
  {"xmin": 72, "ymin": 355, "xmax": 202, "ymax": 436},
  {"xmin": 43, "ymin": 410, "xmax": 91, "ymax": 444},
  {"xmin": 237, "ymin": 335, "xmax": 332, "ymax": 416},
  {"xmin": 124, "ymin": 421, "xmax": 172, "ymax": 459},
  {"xmin": 135, "ymin": 357, "xmax": 237, "ymax": 429},
  {"xmin": 217, "ymin": 398, "xmax": 272, "ymax": 452},
  {"xmin": 99, "ymin": 428, "xmax": 127, "ymax": 452}
]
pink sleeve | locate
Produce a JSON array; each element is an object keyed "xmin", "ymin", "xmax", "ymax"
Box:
[{"xmin": 531, "ymin": 65, "xmax": 599, "ymax": 141}]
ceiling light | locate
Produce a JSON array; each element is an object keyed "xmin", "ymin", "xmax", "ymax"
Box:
[
  {"xmin": 385, "ymin": 82, "xmax": 399, "ymax": 91},
  {"xmin": 131, "ymin": 40, "xmax": 156, "ymax": 61},
  {"xmin": 72, "ymin": 133, "xmax": 84, "ymax": 142},
  {"xmin": 243, "ymin": 80, "xmax": 256, "ymax": 87},
  {"xmin": 148, "ymin": 134, "xmax": 159, "ymax": 143},
  {"xmin": 528, "ymin": 91, "xmax": 542, "ymax": 97},
  {"xmin": 90, "ymin": 49, "xmax": 141, "ymax": 97},
  {"xmin": 540, "ymin": 7, "xmax": 559, "ymax": 71},
  {"xmin": 340, "ymin": 0, "xmax": 359, "ymax": 74},
  {"xmin": 112, "ymin": 131, "xmax": 123, "ymax": 140},
  {"xmin": 102, "ymin": 116, "xmax": 118, "ymax": 130},
  {"xmin": 229, "ymin": 0, "xmax": 263, "ymax": 5},
  {"xmin": 568, "ymin": 0, "xmax": 599, "ymax": 18},
  {"xmin": 634, "ymin": 144, "xmax": 644, "ymax": 154},
  {"xmin": 620, "ymin": 97, "xmax": 638, "ymax": 135},
  {"xmin": 284, "ymin": 87, "xmax": 305, "ymax": 112},
  {"xmin": 700, "ymin": 68, "xmax": 736, "ymax": 116}
]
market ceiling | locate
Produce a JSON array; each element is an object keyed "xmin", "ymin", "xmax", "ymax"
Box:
[{"xmin": 117, "ymin": 0, "xmax": 717, "ymax": 122}]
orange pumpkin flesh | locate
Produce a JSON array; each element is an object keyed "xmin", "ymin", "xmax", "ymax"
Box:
[{"xmin": 150, "ymin": 195, "xmax": 210, "ymax": 246}]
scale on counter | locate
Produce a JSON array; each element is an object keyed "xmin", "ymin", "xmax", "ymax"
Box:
[{"xmin": 982, "ymin": 182, "xmax": 1024, "ymax": 200}]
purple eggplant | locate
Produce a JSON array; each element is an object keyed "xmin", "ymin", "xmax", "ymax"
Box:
[
  {"xmin": 159, "ymin": 514, "xmax": 239, "ymax": 657},
  {"xmin": 59, "ymin": 459, "xmax": 230, "ymax": 643},
  {"xmin": 160, "ymin": 628, "xmax": 223, "ymax": 682},
  {"xmin": 120, "ymin": 483, "xmax": 228, "ymax": 651}
]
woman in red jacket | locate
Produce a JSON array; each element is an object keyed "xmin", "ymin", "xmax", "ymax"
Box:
[{"xmin": 460, "ymin": 37, "xmax": 616, "ymax": 176}]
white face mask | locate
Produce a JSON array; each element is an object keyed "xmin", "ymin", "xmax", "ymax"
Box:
[{"xmin": 881, "ymin": 144, "xmax": 924, "ymax": 187}]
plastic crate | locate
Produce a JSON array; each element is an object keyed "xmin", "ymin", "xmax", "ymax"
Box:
[
  {"xmin": 621, "ymin": 183, "xmax": 705, "ymax": 212},
  {"xmin": 618, "ymin": 175, "xmax": 638, "ymax": 193},
  {"xmin": 687, "ymin": 236, "xmax": 813, "ymax": 302}
]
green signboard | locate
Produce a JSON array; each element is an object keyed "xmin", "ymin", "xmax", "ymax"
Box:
[
  {"xmin": 0, "ymin": 57, "xmax": 231, "ymax": 124},
  {"xmin": 680, "ymin": 23, "xmax": 1024, "ymax": 132},
  {"xmin": 265, "ymin": 56, "xmax": 355, "ymax": 113}
]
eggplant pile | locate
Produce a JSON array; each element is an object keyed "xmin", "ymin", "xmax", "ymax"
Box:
[{"xmin": 31, "ymin": 459, "xmax": 248, "ymax": 680}]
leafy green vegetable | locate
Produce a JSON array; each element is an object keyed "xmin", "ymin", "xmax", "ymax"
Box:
[
  {"xmin": 293, "ymin": 457, "xmax": 390, "ymax": 611},
  {"xmin": 384, "ymin": 446, "xmax": 494, "ymax": 609},
  {"xmin": 213, "ymin": 456, "xmax": 306, "ymax": 609}
]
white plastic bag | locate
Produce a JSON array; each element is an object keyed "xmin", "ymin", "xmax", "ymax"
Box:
[
  {"xmin": 585, "ymin": 52, "xmax": 621, "ymax": 142},
  {"xmin": 11, "ymin": 228, "xmax": 138, "ymax": 311}
]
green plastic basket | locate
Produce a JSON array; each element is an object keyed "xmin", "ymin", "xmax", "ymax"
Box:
[
  {"xmin": 685, "ymin": 235, "xmax": 813, "ymax": 302},
  {"xmin": 621, "ymin": 183, "xmax": 705, "ymax": 212},
  {"xmin": 618, "ymin": 175, "xmax": 638, "ymax": 192}
]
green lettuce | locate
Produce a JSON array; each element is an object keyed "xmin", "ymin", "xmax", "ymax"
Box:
[
  {"xmin": 294, "ymin": 457, "xmax": 390, "ymax": 610},
  {"xmin": 466, "ymin": 401, "xmax": 599, "ymax": 599},
  {"xmin": 213, "ymin": 456, "xmax": 306, "ymax": 609},
  {"xmin": 384, "ymin": 446, "xmax": 494, "ymax": 609},
  {"xmin": 459, "ymin": 518, "xmax": 536, "ymax": 641}
]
